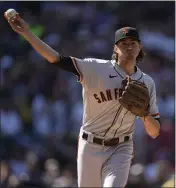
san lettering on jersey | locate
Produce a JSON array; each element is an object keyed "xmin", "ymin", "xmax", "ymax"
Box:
[{"xmin": 93, "ymin": 88, "xmax": 123, "ymax": 103}]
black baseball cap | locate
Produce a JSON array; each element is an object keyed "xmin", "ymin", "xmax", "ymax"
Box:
[{"xmin": 115, "ymin": 27, "xmax": 140, "ymax": 44}]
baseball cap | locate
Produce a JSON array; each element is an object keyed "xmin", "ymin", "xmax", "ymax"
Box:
[{"xmin": 115, "ymin": 27, "xmax": 140, "ymax": 44}]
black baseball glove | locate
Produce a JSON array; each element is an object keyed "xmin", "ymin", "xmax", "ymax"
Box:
[{"xmin": 119, "ymin": 76, "xmax": 150, "ymax": 117}]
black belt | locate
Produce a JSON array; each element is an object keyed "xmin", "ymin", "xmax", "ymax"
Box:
[{"xmin": 82, "ymin": 132, "xmax": 130, "ymax": 146}]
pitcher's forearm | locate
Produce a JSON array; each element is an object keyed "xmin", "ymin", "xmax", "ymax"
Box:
[
  {"xmin": 23, "ymin": 30, "xmax": 60, "ymax": 63},
  {"xmin": 141, "ymin": 116, "xmax": 160, "ymax": 138}
]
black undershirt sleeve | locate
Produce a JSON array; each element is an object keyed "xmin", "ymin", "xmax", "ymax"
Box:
[
  {"xmin": 53, "ymin": 55, "xmax": 79, "ymax": 76},
  {"xmin": 155, "ymin": 118, "xmax": 161, "ymax": 124}
]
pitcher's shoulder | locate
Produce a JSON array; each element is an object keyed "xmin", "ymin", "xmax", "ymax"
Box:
[
  {"xmin": 142, "ymin": 72, "xmax": 155, "ymax": 85},
  {"xmin": 84, "ymin": 57, "xmax": 110, "ymax": 64}
]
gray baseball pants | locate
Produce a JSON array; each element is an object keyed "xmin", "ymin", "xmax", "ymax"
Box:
[{"xmin": 77, "ymin": 135, "xmax": 134, "ymax": 187}]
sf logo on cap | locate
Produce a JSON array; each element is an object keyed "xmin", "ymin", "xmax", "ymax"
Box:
[{"xmin": 122, "ymin": 27, "xmax": 129, "ymax": 35}]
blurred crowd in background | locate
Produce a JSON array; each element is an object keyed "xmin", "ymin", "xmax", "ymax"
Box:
[{"xmin": 0, "ymin": 1, "xmax": 175, "ymax": 188}]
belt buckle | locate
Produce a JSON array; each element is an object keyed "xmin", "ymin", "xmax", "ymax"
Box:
[{"xmin": 86, "ymin": 133, "xmax": 94, "ymax": 143}]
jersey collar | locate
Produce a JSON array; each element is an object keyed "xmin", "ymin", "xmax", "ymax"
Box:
[{"xmin": 111, "ymin": 60, "xmax": 143, "ymax": 81}]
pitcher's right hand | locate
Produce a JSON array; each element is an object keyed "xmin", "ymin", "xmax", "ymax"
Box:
[{"xmin": 4, "ymin": 11, "xmax": 30, "ymax": 35}]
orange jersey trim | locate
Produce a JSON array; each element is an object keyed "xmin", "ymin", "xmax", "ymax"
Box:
[
  {"xmin": 72, "ymin": 57, "xmax": 83, "ymax": 82},
  {"xmin": 150, "ymin": 113, "xmax": 160, "ymax": 117}
]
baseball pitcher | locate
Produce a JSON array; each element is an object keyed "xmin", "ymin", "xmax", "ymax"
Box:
[{"xmin": 5, "ymin": 11, "xmax": 160, "ymax": 187}]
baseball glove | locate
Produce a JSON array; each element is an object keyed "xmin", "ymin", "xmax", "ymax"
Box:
[{"xmin": 119, "ymin": 76, "xmax": 150, "ymax": 117}]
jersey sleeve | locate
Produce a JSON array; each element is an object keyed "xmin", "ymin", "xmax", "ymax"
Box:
[
  {"xmin": 53, "ymin": 55, "xmax": 79, "ymax": 76},
  {"xmin": 70, "ymin": 57, "xmax": 97, "ymax": 84},
  {"xmin": 53, "ymin": 56, "xmax": 100, "ymax": 86},
  {"xmin": 148, "ymin": 78, "xmax": 160, "ymax": 118}
]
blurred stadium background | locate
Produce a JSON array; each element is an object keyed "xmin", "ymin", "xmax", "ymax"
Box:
[{"xmin": 0, "ymin": 1, "xmax": 175, "ymax": 188}]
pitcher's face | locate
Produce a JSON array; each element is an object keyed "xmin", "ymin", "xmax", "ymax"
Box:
[{"xmin": 115, "ymin": 38, "xmax": 142, "ymax": 60}]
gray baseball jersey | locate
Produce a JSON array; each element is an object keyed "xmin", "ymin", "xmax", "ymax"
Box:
[{"xmin": 71, "ymin": 57, "xmax": 160, "ymax": 139}]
